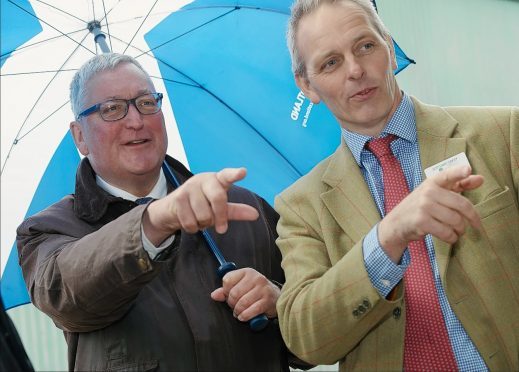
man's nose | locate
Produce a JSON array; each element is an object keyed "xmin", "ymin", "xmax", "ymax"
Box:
[
  {"xmin": 345, "ymin": 56, "xmax": 364, "ymax": 80},
  {"xmin": 124, "ymin": 103, "xmax": 145, "ymax": 129}
]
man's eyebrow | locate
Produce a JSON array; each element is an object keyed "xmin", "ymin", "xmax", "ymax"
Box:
[
  {"xmin": 103, "ymin": 89, "xmax": 152, "ymax": 100},
  {"xmin": 352, "ymin": 32, "xmax": 376, "ymax": 44},
  {"xmin": 311, "ymin": 32, "xmax": 376, "ymax": 64}
]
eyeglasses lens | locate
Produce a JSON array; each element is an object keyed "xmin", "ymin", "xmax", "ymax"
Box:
[{"xmin": 99, "ymin": 94, "xmax": 161, "ymax": 121}]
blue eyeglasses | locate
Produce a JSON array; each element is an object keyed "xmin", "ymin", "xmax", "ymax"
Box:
[{"xmin": 76, "ymin": 92, "xmax": 163, "ymax": 122}]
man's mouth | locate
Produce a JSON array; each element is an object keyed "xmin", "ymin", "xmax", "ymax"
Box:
[
  {"xmin": 351, "ymin": 87, "xmax": 376, "ymax": 99},
  {"xmin": 126, "ymin": 139, "xmax": 149, "ymax": 145}
]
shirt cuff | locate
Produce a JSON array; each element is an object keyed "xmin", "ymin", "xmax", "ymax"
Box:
[
  {"xmin": 141, "ymin": 224, "xmax": 176, "ymax": 260},
  {"xmin": 362, "ymin": 224, "xmax": 410, "ymax": 297}
]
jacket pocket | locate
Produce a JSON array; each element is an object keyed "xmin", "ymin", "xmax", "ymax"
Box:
[
  {"xmin": 106, "ymin": 359, "xmax": 158, "ymax": 372},
  {"xmin": 474, "ymin": 186, "xmax": 515, "ymax": 219}
]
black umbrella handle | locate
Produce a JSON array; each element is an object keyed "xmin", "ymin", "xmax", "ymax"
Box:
[{"xmin": 217, "ymin": 262, "xmax": 269, "ymax": 332}]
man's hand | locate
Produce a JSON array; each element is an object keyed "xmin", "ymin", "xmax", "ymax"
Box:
[
  {"xmin": 210, "ymin": 268, "xmax": 280, "ymax": 321},
  {"xmin": 378, "ymin": 165, "xmax": 484, "ymax": 263},
  {"xmin": 142, "ymin": 168, "xmax": 259, "ymax": 245}
]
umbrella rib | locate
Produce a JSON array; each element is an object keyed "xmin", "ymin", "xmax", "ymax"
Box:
[
  {"xmin": 1, "ymin": 33, "xmax": 90, "ymax": 174},
  {"xmin": 16, "ymin": 101, "xmax": 70, "ymax": 143},
  {"xmin": 150, "ymin": 76, "xmax": 199, "ymax": 89},
  {"xmin": 173, "ymin": 75, "xmax": 303, "ymax": 176},
  {"xmin": 181, "ymin": 5, "xmax": 289, "ymax": 16},
  {"xmin": 7, "ymin": 0, "xmax": 95, "ymax": 56},
  {"xmin": 122, "ymin": 0, "xmax": 160, "ymax": 55},
  {"xmin": 102, "ymin": 0, "xmax": 113, "ymax": 51},
  {"xmin": 144, "ymin": 54, "xmax": 302, "ymax": 176},
  {"xmin": 135, "ymin": 8, "xmax": 237, "ymax": 58},
  {"xmin": 35, "ymin": 0, "xmax": 87, "ymax": 23},
  {"xmin": 1, "ymin": 29, "xmax": 86, "ymax": 59},
  {"xmin": 91, "ymin": 0, "xmax": 95, "ymax": 21},
  {"xmin": 1, "ymin": 69, "xmax": 78, "ymax": 76}
]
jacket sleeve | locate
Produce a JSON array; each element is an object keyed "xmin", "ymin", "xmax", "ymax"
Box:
[
  {"xmin": 16, "ymin": 200, "xmax": 171, "ymax": 333},
  {"xmin": 274, "ymin": 193, "xmax": 403, "ymax": 365}
]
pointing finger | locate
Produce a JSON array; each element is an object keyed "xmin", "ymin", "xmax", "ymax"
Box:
[
  {"xmin": 227, "ymin": 203, "xmax": 259, "ymax": 221},
  {"xmin": 214, "ymin": 203, "xmax": 259, "ymax": 234},
  {"xmin": 216, "ymin": 168, "xmax": 247, "ymax": 189},
  {"xmin": 433, "ymin": 165, "xmax": 472, "ymax": 190}
]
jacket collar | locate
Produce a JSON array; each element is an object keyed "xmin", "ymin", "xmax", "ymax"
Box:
[
  {"xmin": 74, "ymin": 156, "xmax": 192, "ymax": 223},
  {"xmin": 321, "ymin": 97, "xmax": 465, "ymax": 279}
]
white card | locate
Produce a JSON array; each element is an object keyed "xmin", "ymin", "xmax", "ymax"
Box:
[{"xmin": 424, "ymin": 152, "xmax": 471, "ymax": 178}]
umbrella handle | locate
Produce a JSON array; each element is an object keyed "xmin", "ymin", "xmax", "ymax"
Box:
[{"xmin": 217, "ymin": 263, "xmax": 269, "ymax": 332}]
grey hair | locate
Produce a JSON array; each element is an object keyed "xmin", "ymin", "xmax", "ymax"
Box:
[
  {"xmin": 70, "ymin": 53, "xmax": 153, "ymax": 119},
  {"xmin": 287, "ymin": 0, "xmax": 390, "ymax": 77}
]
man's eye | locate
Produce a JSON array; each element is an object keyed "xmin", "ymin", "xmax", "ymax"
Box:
[
  {"xmin": 139, "ymin": 99, "xmax": 156, "ymax": 107},
  {"xmin": 360, "ymin": 42, "xmax": 375, "ymax": 52},
  {"xmin": 101, "ymin": 102, "xmax": 123, "ymax": 114},
  {"xmin": 323, "ymin": 59, "xmax": 338, "ymax": 70}
]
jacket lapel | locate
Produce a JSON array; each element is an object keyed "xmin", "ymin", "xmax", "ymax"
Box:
[
  {"xmin": 319, "ymin": 98, "xmax": 467, "ymax": 282},
  {"xmin": 320, "ymin": 142, "xmax": 381, "ymax": 242},
  {"xmin": 412, "ymin": 97, "xmax": 466, "ymax": 282}
]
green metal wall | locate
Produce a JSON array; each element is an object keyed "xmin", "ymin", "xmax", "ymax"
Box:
[
  {"xmin": 379, "ymin": 0, "xmax": 519, "ymax": 106},
  {"xmin": 6, "ymin": 1, "xmax": 518, "ymax": 371}
]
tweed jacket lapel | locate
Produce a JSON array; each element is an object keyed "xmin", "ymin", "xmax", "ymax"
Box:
[
  {"xmin": 320, "ymin": 140, "xmax": 381, "ymax": 243},
  {"xmin": 412, "ymin": 97, "xmax": 466, "ymax": 282},
  {"xmin": 319, "ymin": 97, "xmax": 467, "ymax": 282}
]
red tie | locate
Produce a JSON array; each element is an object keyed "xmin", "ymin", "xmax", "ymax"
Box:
[{"xmin": 366, "ymin": 135, "xmax": 458, "ymax": 371}]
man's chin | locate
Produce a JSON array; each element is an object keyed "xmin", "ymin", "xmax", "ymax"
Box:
[{"xmin": 125, "ymin": 164, "xmax": 162, "ymax": 179}]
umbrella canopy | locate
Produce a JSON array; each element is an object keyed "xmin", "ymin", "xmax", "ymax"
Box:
[
  {"xmin": 0, "ymin": 0, "xmax": 414, "ymax": 309},
  {"xmin": 146, "ymin": 0, "xmax": 414, "ymax": 202}
]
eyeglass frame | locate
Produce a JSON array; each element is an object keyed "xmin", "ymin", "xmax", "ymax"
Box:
[{"xmin": 76, "ymin": 92, "xmax": 163, "ymax": 121}]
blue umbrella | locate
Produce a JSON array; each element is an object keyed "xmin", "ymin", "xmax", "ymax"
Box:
[
  {"xmin": 145, "ymin": 0, "xmax": 414, "ymax": 203},
  {"xmin": 1, "ymin": 0, "xmax": 414, "ymax": 310}
]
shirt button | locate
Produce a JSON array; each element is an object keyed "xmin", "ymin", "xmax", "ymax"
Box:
[{"xmin": 393, "ymin": 307, "xmax": 401, "ymax": 320}]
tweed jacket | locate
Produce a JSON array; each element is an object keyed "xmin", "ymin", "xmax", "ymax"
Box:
[
  {"xmin": 17, "ymin": 156, "xmax": 293, "ymax": 372},
  {"xmin": 275, "ymin": 98, "xmax": 519, "ymax": 371}
]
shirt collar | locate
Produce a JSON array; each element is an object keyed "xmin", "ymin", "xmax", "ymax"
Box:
[
  {"xmin": 96, "ymin": 169, "xmax": 168, "ymax": 201},
  {"xmin": 341, "ymin": 92, "xmax": 416, "ymax": 165}
]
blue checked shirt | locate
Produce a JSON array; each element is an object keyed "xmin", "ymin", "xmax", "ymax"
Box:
[{"xmin": 341, "ymin": 93, "xmax": 487, "ymax": 371}]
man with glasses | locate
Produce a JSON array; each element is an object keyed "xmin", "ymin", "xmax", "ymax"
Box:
[{"xmin": 16, "ymin": 53, "xmax": 300, "ymax": 371}]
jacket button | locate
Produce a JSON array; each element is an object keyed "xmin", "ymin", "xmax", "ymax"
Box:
[
  {"xmin": 352, "ymin": 309, "xmax": 360, "ymax": 318},
  {"xmin": 358, "ymin": 305, "xmax": 366, "ymax": 314},
  {"xmin": 137, "ymin": 258, "xmax": 148, "ymax": 271},
  {"xmin": 393, "ymin": 307, "xmax": 401, "ymax": 319},
  {"xmin": 362, "ymin": 299, "xmax": 371, "ymax": 309}
]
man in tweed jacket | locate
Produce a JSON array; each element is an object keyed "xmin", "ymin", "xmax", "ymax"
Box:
[{"xmin": 275, "ymin": 0, "xmax": 519, "ymax": 370}]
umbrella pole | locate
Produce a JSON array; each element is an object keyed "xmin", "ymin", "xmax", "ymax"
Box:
[
  {"xmin": 87, "ymin": 20, "xmax": 111, "ymax": 53},
  {"xmin": 162, "ymin": 162, "xmax": 269, "ymax": 331}
]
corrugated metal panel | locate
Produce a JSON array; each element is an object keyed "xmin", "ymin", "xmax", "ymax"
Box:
[{"xmin": 7, "ymin": 304, "xmax": 67, "ymax": 371}]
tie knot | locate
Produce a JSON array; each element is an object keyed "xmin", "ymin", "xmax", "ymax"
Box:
[
  {"xmin": 135, "ymin": 197, "xmax": 153, "ymax": 205},
  {"xmin": 365, "ymin": 134, "xmax": 397, "ymax": 159}
]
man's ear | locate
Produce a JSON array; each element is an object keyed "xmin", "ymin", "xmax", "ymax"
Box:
[
  {"xmin": 385, "ymin": 34, "xmax": 398, "ymax": 71},
  {"xmin": 295, "ymin": 73, "xmax": 321, "ymax": 104},
  {"xmin": 70, "ymin": 121, "xmax": 89, "ymax": 156}
]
